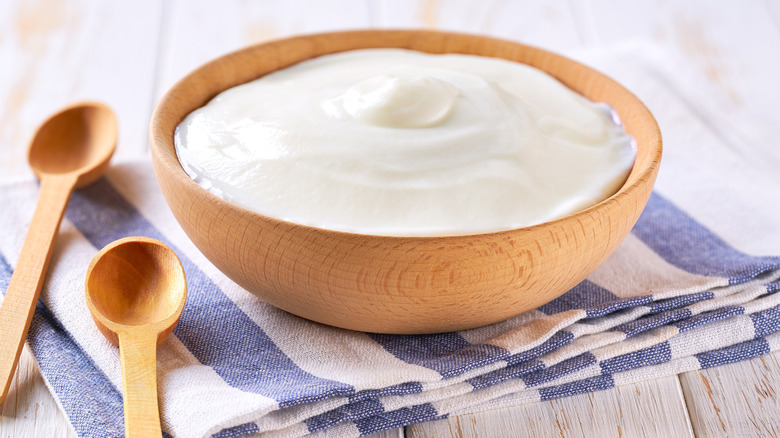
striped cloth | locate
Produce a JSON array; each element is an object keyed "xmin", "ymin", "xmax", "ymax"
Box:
[{"xmin": 1, "ymin": 47, "xmax": 780, "ymax": 437}]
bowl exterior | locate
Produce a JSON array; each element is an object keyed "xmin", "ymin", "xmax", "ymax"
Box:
[{"xmin": 150, "ymin": 30, "xmax": 661, "ymax": 334}]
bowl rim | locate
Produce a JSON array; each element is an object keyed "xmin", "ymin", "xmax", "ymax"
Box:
[{"xmin": 150, "ymin": 29, "xmax": 662, "ymax": 241}]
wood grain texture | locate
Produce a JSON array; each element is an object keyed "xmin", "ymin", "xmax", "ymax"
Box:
[
  {"xmin": 150, "ymin": 30, "xmax": 661, "ymax": 334},
  {"xmin": 580, "ymin": 2, "xmax": 780, "ymax": 434},
  {"xmin": 0, "ymin": 103, "xmax": 116, "ymax": 405},
  {"xmin": 584, "ymin": 0, "xmax": 780, "ymax": 171},
  {"xmin": 1, "ymin": 1, "xmax": 777, "ymax": 437},
  {"xmin": 0, "ymin": 0, "xmax": 162, "ymax": 182},
  {"xmin": 0, "ymin": 175, "xmax": 75, "ymax": 406},
  {"xmin": 117, "ymin": 332, "xmax": 162, "ymax": 438},
  {"xmin": 0, "ymin": 346, "xmax": 77, "ymax": 438},
  {"xmin": 373, "ymin": 0, "xmax": 583, "ymax": 53},
  {"xmin": 155, "ymin": 0, "xmax": 371, "ymax": 101},
  {"xmin": 85, "ymin": 237, "xmax": 187, "ymax": 438},
  {"xmin": 0, "ymin": 1, "xmax": 144, "ymax": 434},
  {"xmin": 680, "ymin": 351, "xmax": 780, "ymax": 437},
  {"xmin": 408, "ymin": 376, "xmax": 694, "ymax": 438},
  {"xmin": 366, "ymin": 428, "xmax": 405, "ymax": 438}
]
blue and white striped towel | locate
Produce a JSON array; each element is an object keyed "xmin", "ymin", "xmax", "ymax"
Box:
[{"xmin": 1, "ymin": 47, "xmax": 779, "ymax": 437}]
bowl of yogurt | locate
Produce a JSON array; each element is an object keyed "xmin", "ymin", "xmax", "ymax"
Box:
[{"xmin": 150, "ymin": 30, "xmax": 661, "ymax": 334}]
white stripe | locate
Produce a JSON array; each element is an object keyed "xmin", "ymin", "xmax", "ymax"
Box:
[
  {"xmin": 158, "ymin": 338, "xmax": 278, "ymax": 438},
  {"xmin": 741, "ymin": 285, "xmax": 780, "ymax": 314},
  {"xmin": 532, "ymin": 363, "xmax": 602, "ymax": 390},
  {"xmin": 0, "ymin": 180, "xmax": 280, "ymax": 438},
  {"xmin": 687, "ymin": 284, "xmax": 769, "ymax": 315},
  {"xmin": 431, "ymin": 378, "xmax": 536, "ymax": 417},
  {"xmin": 541, "ymin": 331, "xmax": 626, "ymax": 366},
  {"xmin": 540, "ymin": 332, "xmax": 626, "ymax": 368},
  {"xmin": 589, "ymin": 326, "xmax": 679, "ymax": 362},
  {"xmin": 383, "ymin": 381, "xmax": 474, "ymax": 413},
  {"xmin": 459, "ymin": 309, "xmax": 546, "ymax": 344},
  {"xmin": 568, "ymin": 306, "xmax": 650, "ymax": 337},
  {"xmin": 588, "ymin": 234, "xmax": 727, "ymax": 299},
  {"xmin": 764, "ymin": 331, "xmax": 780, "ymax": 351},
  {"xmin": 261, "ymin": 422, "xmax": 311, "ymax": 438},
  {"xmin": 667, "ymin": 315, "xmax": 755, "ymax": 358},
  {"xmin": 308, "ymin": 422, "xmax": 361, "ymax": 438},
  {"xmin": 473, "ymin": 310, "xmax": 586, "ymax": 353},
  {"xmin": 444, "ymin": 381, "xmax": 541, "ymax": 416},
  {"xmin": 108, "ymin": 164, "xmax": 444, "ymax": 390},
  {"xmin": 0, "ymin": 183, "xmax": 124, "ymax": 392},
  {"xmin": 252, "ymin": 395, "xmax": 349, "ymax": 435},
  {"xmin": 418, "ymin": 360, "xmax": 506, "ymax": 391},
  {"xmin": 611, "ymin": 356, "xmax": 701, "ymax": 386}
]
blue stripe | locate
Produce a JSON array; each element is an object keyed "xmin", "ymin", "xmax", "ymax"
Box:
[
  {"xmin": 521, "ymin": 352, "xmax": 597, "ymax": 387},
  {"xmin": 537, "ymin": 281, "xmax": 615, "ymax": 316},
  {"xmin": 751, "ymin": 305, "xmax": 780, "ymax": 338},
  {"xmin": 0, "ymin": 254, "xmax": 126, "ymax": 438},
  {"xmin": 506, "ymin": 331, "xmax": 575, "ymax": 365},
  {"xmin": 369, "ymin": 332, "xmax": 509, "ymax": 378},
  {"xmin": 349, "ymin": 382, "xmax": 423, "ymax": 403},
  {"xmin": 674, "ymin": 306, "xmax": 744, "ymax": 332},
  {"xmin": 537, "ymin": 280, "xmax": 653, "ymax": 318},
  {"xmin": 539, "ymin": 373, "xmax": 614, "ymax": 401},
  {"xmin": 600, "ymin": 342, "xmax": 672, "ymax": 374},
  {"xmin": 696, "ymin": 338, "xmax": 770, "ymax": 369},
  {"xmin": 211, "ymin": 422, "xmax": 259, "ymax": 438},
  {"xmin": 647, "ymin": 291, "xmax": 714, "ymax": 313},
  {"xmin": 5, "ymin": 179, "xmax": 780, "ymax": 436},
  {"xmin": 613, "ymin": 308, "xmax": 691, "ymax": 337},
  {"xmin": 306, "ymin": 399, "xmax": 384, "ymax": 433},
  {"xmin": 467, "ymin": 332, "xmax": 579, "ymax": 390},
  {"xmin": 354, "ymin": 403, "xmax": 442, "ymax": 435},
  {"xmin": 467, "ymin": 359, "xmax": 545, "ymax": 390},
  {"xmin": 633, "ymin": 193, "xmax": 780, "ymax": 284},
  {"xmin": 67, "ymin": 179, "xmax": 354, "ymax": 407}
]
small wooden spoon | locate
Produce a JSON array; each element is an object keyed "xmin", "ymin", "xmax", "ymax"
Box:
[
  {"xmin": 0, "ymin": 102, "xmax": 117, "ymax": 404},
  {"xmin": 85, "ymin": 237, "xmax": 187, "ymax": 438}
]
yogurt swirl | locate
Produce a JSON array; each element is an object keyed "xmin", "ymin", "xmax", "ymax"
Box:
[
  {"xmin": 175, "ymin": 49, "xmax": 636, "ymax": 236},
  {"xmin": 326, "ymin": 74, "xmax": 460, "ymax": 128}
]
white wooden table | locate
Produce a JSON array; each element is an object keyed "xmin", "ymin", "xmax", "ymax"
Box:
[{"xmin": 2, "ymin": 1, "xmax": 780, "ymax": 436}]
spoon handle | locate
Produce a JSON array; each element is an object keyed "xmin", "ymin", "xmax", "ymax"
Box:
[
  {"xmin": 119, "ymin": 331, "xmax": 163, "ymax": 438},
  {"xmin": 0, "ymin": 174, "xmax": 77, "ymax": 404}
]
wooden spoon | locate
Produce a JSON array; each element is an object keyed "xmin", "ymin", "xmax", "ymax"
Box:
[
  {"xmin": 0, "ymin": 102, "xmax": 117, "ymax": 404},
  {"xmin": 85, "ymin": 237, "xmax": 187, "ymax": 438}
]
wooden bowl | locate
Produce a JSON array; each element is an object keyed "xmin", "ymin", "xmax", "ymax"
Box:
[{"xmin": 150, "ymin": 30, "xmax": 661, "ymax": 334}]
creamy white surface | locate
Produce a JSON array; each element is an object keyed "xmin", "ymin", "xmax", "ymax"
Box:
[{"xmin": 175, "ymin": 49, "xmax": 636, "ymax": 236}]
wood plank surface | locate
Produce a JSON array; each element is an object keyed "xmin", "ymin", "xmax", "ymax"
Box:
[
  {"xmin": 581, "ymin": 1, "xmax": 780, "ymax": 436},
  {"xmin": 407, "ymin": 376, "xmax": 693, "ymax": 438},
  {"xmin": 0, "ymin": 1, "xmax": 162, "ymax": 437},
  {"xmin": 368, "ymin": 429, "xmax": 405, "ymax": 438},
  {"xmin": 0, "ymin": 346, "xmax": 76, "ymax": 438},
  {"xmin": 1, "ymin": 0, "xmax": 779, "ymax": 437},
  {"xmin": 584, "ymin": 0, "xmax": 780, "ymax": 169},
  {"xmin": 680, "ymin": 352, "xmax": 780, "ymax": 437},
  {"xmin": 154, "ymin": 0, "xmax": 372, "ymax": 101},
  {"xmin": 373, "ymin": 0, "xmax": 582, "ymax": 53},
  {"xmin": 0, "ymin": 0, "xmax": 163, "ymax": 181}
]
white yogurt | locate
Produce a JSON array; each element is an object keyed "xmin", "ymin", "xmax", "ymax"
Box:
[{"xmin": 175, "ymin": 49, "xmax": 636, "ymax": 236}]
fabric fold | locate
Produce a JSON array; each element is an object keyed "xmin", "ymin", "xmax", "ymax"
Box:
[{"xmin": 1, "ymin": 46, "xmax": 779, "ymax": 437}]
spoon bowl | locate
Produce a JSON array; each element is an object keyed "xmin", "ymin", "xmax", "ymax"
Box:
[
  {"xmin": 28, "ymin": 102, "xmax": 117, "ymax": 188},
  {"xmin": 0, "ymin": 102, "xmax": 116, "ymax": 405},
  {"xmin": 86, "ymin": 237, "xmax": 187, "ymax": 438},
  {"xmin": 86, "ymin": 237, "xmax": 187, "ymax": 344}
]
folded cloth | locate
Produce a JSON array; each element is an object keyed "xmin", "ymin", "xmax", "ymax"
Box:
[{"xmin": 1, "ymin": 46, "xmax": 780, "ymax": 438}]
